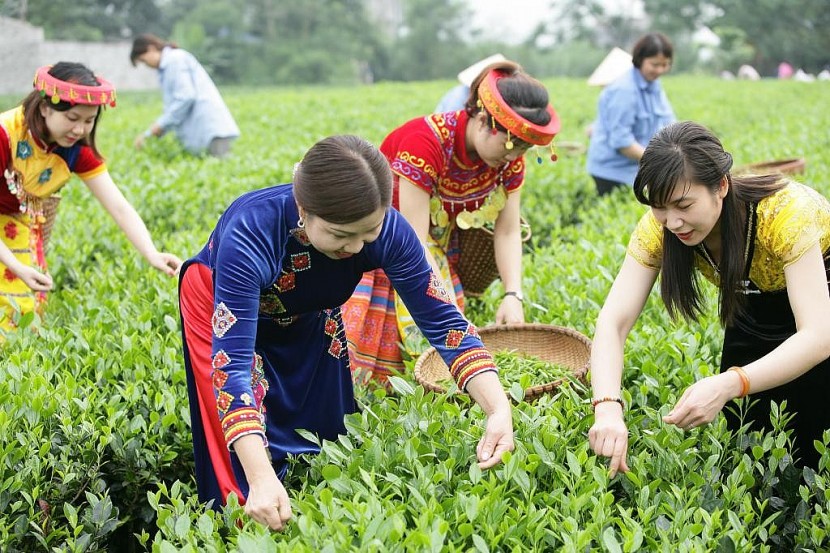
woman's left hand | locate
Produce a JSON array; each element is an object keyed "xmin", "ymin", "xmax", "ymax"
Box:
[
  {"xmin": 662, "ymin": 372, "xmax": 740, "ymax": 430},
  {"xmin": 495, "ymin": 296, "xmax": 524, "ymax": 325},
  {"xmin": 148, "ymin": 251, "xmax": 183, "ymax": 276},
  {"xmin": 476, "ymin": 407, "xmax": 515, "ymax": 469}
]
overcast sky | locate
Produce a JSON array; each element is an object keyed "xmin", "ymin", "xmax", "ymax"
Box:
[
  {"xmin": 468, "ymin": 0, "xmax": 647, "ymax": 44},
  {"xmin": 468, "ymin": 0, "xmax": 552, "ymax": 44}
]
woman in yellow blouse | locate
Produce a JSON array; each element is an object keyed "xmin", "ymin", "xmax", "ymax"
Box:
[{"xmin": 589, "ymin": 121, "xmax": 830, "ymax": 472}]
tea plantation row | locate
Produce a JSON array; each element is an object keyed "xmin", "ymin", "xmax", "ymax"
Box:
[{"xmin": 0, "ymin": 76, "xmax": 828, "ymax": 551}]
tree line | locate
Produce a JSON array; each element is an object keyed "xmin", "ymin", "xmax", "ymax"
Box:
[{"xmin": 3, "ymin": 0, "xmax": 827, "ymax": 84}]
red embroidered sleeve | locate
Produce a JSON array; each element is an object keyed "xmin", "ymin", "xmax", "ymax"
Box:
[
  {"xmin": 74, "ymin": 146, "xmax": 106, "ymax": 179},
  {"xmin": 382, "ymin": 117, "xmax": 447, "ymax": 194},
  {"xmin": 503, "ymin": 158, "xmax": 525, "ymax": 192}
]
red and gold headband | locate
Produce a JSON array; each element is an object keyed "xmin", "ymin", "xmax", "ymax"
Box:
[
  {"xmin": 477, "ymin": 69, "xmax": 560, "ymax": 147},
  {"xmin": 33, "ymin": 65, "xmax": 117, "ymax": 107}
]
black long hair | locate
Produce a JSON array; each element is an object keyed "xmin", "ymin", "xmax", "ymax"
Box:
[{"xmin": 633, "ymin": 121, "xmax": 786, "ymax": 325}]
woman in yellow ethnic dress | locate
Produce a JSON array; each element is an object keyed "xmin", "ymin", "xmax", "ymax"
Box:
[
  {"xmin": 342, "ymin": 60, "xmax": 560, "ymax": 384},
  {"xmin": 0, "ymin": 62, "xmax": 181, "ymax": 332},
  {"xmin": 588, "ymin": 121, "xmax": 830, "ymax": 472}
]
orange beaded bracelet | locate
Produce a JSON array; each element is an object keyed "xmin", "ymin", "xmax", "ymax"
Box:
[{"xmin": 728, "ymin": 366, "xmax": 750, "ymax": 398}]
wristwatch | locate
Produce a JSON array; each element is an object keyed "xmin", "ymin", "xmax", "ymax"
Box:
[{"xmin": 503, "ymin": 291, "xmax": 524, "ymax": 303}]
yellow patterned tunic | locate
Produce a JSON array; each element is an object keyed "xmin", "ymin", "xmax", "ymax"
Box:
[
  {"xmin": 627, "ymin": 181, "xmax": 830, "ymax": 292},
  {"xmin": 0, "ymin": 106, "xmax": 107, "ymax": 332}
]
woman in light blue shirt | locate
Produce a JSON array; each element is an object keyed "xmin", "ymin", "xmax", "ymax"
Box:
[
  {"xmin": 586, "ymin": 33, "xmax": 676, "ymax": 196},
  {"xmin": 130, "ymin": 34, "xmax": 240, "ymax": 158}
]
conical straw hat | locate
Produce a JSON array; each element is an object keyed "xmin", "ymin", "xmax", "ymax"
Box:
[
  {"xmin": 457, "ymin": 53, "xmax": 507, "ymax": 86},
  {"xmin": 587, "ymin": 47, "xmax": 632, "ymax": 86}
]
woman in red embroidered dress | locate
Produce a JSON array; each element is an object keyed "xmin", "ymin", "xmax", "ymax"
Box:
[
  {"xmin": 0, "ymin": 62, "xmax": 181, "ymax": 333},
  {"xmin": 343, "ymin": 60, "xmax": 560, "ymax": 384}
]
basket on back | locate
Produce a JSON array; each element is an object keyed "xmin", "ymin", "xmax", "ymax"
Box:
[
  {"xmin": 40, "ymin": 195, "xmax": 61, "ymax": 250},
  {"xmin": 456, "ymin": 219, "xmax": 531, "ymax": 297},
  {"xmin": 414, "ymin": 323, "xmax": 591, "ymax": 401}
]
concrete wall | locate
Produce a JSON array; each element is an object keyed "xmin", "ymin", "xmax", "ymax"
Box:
[{"xmin": 0, "ymin": 16, "xmax": 157, "ymax": 97}]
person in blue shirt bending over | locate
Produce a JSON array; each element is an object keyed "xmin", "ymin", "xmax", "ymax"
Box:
[
  {"xmin": 586, "ymin": 32, "xmax": 676, "ymax": 196},
  {"xmin": 130, "ymin": 34, "xmax": 240, "ymax": 158}
]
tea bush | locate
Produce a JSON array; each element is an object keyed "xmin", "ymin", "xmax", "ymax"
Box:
[{"xmin": 0, "ymin": 76, "xmax": 827, "ymax": 551}]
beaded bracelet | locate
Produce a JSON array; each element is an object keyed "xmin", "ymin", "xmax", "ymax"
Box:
[
  {"xmin": 591, "ymin": 397, "xmax": 624, "ymax": 410},
  {"xmin": 728, "ymin": 366, "xmax": 750, "ymax": 398}
]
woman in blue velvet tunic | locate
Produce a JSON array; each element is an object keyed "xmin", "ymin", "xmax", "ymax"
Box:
[{"xmin": 178, "ymin": 135, "xmax": 514, "ymax": 531}]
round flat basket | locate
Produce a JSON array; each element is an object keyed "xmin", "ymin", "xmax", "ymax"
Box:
[
  {"xmin": 736, "ymin": 157, "xmax": 806, "ymax": 176},
  {"xmin": 414, "ymin": 323, "xmax": 591, "ymax": 401}
]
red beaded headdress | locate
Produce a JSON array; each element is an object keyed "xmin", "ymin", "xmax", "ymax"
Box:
[
  {"xmin": 33, "ymin": 65, "xmax": 117, "ymax": 107},
  {"xmin": 477, "ymin": 69, "xmax": 560, "ymax": 147}
]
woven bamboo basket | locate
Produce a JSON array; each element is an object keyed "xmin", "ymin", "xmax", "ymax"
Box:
[
  {"xmin": 456, "ymin": 219, "xmax": 531, "ymax": 297},
  {"xmin": 414, "ymin": 323, "xmax": 591, "ymax": 401},
  {"xmin": 735, "ymin": 157, "xmax": 806, "ymax": 176},
  {"xmin": 40, "ymin": 195, "xmax": 61, "ymax": 250}
]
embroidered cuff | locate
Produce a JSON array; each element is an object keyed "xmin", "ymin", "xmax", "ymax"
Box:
[
  {"xmin": 450, "ymin": 347, "xmax": 498, "ymax": 391},
  {"xmin": 221, "ymin": 407, "xmax": 266, "ymax": 450}
]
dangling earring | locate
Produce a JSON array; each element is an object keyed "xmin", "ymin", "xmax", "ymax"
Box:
[
  {"xmin": 297, "ymin": 216, "xmax": 305, "ymax": 228},
  {"xmin": 549, "ymin": 142, "xmax": 558, "ymax": 162},
  {"xmin": 504, "ymin": 130, "xmax": 514, "ymax": 150}
]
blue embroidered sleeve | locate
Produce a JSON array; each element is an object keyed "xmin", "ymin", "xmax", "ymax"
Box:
[{"xmin": 208, "ymin": 197, "xmax": 284, "ymax": 448}]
